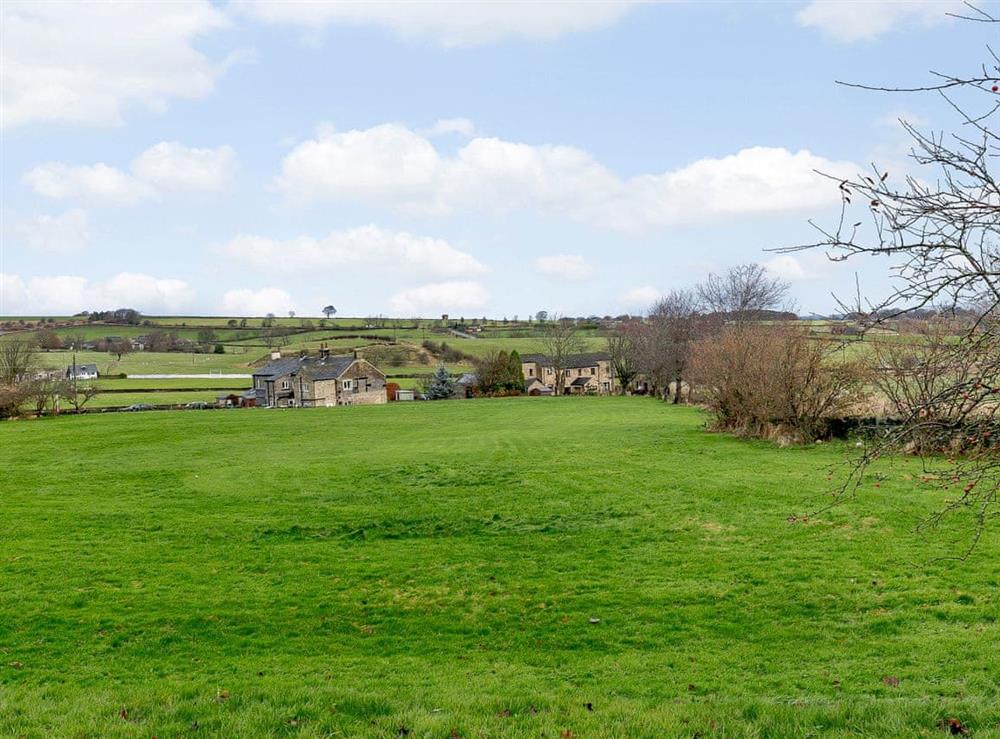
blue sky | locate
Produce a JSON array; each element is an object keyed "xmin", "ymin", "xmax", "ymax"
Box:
[{"xmin": 1, "ymin": 1, "xmax": 994, "ymax": 317}]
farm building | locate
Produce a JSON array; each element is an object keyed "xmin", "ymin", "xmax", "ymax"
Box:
[
  {"xmin": 252, "ymin": 350, "xmax": 386, "ymax": 408},
  {"xmin": 216, "ymin": 389, "xmax": 258, "ymax": 408},
  {"xmin": 525, "ymin": 377, "xmax": 554, "ymax": 396},
  {"xmin": 65, "ymin": 363, "xmax": 99, "ymax": 380},
  {"xmin": 453, "ymin": 373, "xmax": 477, "ymax": 399}
]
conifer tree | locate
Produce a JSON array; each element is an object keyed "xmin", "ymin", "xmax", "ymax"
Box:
[{"xmin": 426, "ymin": 363, "xmax": 455, "ymax": 400}]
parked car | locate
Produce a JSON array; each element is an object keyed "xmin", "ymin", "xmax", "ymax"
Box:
[
  {"xmin": 185, "ymin": 401, "xmax": 210, "ymax": 409},
  {"xmin": 125, "ymin": 403, "xmax": 154, "ymax": 412}
]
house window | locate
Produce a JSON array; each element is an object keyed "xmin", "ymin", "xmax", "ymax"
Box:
[
  {"xmin": 342, "ymin": 379, "xmax": 354, "ymax": 391},
  {"xmin": 546, "ymin": 367, "xmax": 552, "ymax": 375},
  {"xmin": 590, "ymin": 367, "xmax": 596, "ymax": 375},
  {"xmin": 281, "ymin": 380, "xmax": 290, "ymax": 390},
  {"xmin": 528, "ymin": 368, "xmax": 534, "ymax": 376}
]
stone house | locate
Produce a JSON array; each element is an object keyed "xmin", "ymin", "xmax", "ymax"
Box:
[
  {"xmin": 519, "ymin": 353, "xmax": 616, "ymax": 395},
  {"xmin": 252, "ymin": 350, "xmax": 386, "ymax": 408}
]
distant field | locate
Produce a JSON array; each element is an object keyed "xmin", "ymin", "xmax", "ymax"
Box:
[
  {"xmin": 34, "ymin": 350, "xmax": 257, "ymax": 375},
  {"xmin": 442, "ymin": 335, "xmax": 606, "ymax": 357},
  {"xmin": 1, "ymin": 399, "xmax": 997, "ymax": 737},
  {"xmin": 96, "ymin": 378, "xmax": 252, "ymax": 391},
  {"xmin": 86, "ymin": 390, "xmax": 224, "ymax": 408}
]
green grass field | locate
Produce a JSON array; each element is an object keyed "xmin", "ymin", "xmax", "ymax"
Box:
[
  {"xmin": 1, "ymin": 399, "xmax": 997, "ymax": 737},
  {"xmin": 34, "ymin": 350, "xmax": 258, "ymax": 375},
  {"xmin": 85, "ymin": 391, "xmax": 226, "ymax": 408},
  {"xmin": 96, "ymin": 378, "xmax": 253, "ymax": 391}
]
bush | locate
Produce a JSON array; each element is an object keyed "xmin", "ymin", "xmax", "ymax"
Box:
[
  {"xmin": 472, "ymin": 350, "xmax": 524, "ymax": 396},
  {"xmin": 690, "ymin": 325, "xmax": 865, "ymax": 443}
]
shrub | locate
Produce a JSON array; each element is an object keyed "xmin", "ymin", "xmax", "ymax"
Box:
[
  {"xmin": 472, "ymin": 350, "xmax": 524, "ymax": 395},
  {"xmin": 690, "ymin": 324, "xmax": 865, "ymax": 443}
]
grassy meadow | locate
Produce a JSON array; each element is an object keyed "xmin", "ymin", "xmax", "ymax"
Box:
[{"xmin": 1, "ymin": 398, "xmax": 997, "ymax": 737}]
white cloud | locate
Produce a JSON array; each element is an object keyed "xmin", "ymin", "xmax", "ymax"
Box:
[
  {"xmin": 796, "ymin": 1, "xmax": 959, "ymax": 42},
  {"xmin": 221, "ymin": 225, "xmax": 486, "ymax": 278},
  {"xmin": 1, "ymin": 1, "xmax": 230, "ymax": 128},
  {"xmin": 221, "ymin": 287, "xmax": 296, "ymax": 316},
  {"xmin": 232, "ymin": 1, "xmax": 637, "ymax": 47},
  {"xmin": 24, "ymin": 142, "xmax": 235, "ymax": 205},
  {"xmin": 131, "ymin": 142, "xmax": 236, "ymax": 192},
  {"xmin": 14, "ymin": 209, "xmax": 92, "ymax": 253},
  {"xmin": 534, "ymin": 254, "xmax": 594, "ymax": 281},
  {"xmin": 23, "ymin": 163, "xmax": 154, "ymax": 205},
  {"xmin": 0, "ymin": 272, "xmax": 194, "ymax": 314},
  {"xmin": 764, "ymin": 255, "xmax": 809, "ymax": 281},
  {"xmin": 0, "ymin": 274, "xmax": 32, "ymax": 313},
  {"xmin": 277, "ymin": 124, "xmax": 442, "ymax": 208},
  {"xmin": 424, "ymin": 118, "xmax": 477, "ymax": 138},
  {"xmin": 277, "ymin": 123, "xmax": 857, "ymax": 230},
  {"xmin": 388, "ymin": 281, "xmax": 489, "ymax": 315},
  {"xmin": 620, "ymin": 285, "xmax": 662, "ymax": 309}
]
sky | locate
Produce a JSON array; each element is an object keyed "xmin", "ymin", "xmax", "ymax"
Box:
[{"xmin": 1, "ymin": 0, "xmax": 995, "ymax": 318}]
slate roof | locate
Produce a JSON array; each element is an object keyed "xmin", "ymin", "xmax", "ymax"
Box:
[
  {"xmin": 570, "ymin": 376, "xmax": 594, "ymax": 387},
  {"xmin": 253, "ymin": 354, "xmax": 360, "ymax": 381},
  {"xmin": 65, "ymin": 363, "xmax": 98, "ymax": 376},
  {"xmin": 253, "ymin": 356, "xmax": 304, "ymax": 379},
  {"xmin": 305, "ymin": 355, "xmax": 355, "ymax": 381},
  {"xmin": 520, "ymin": 352, "xmax": 610, "ymax": 369}
]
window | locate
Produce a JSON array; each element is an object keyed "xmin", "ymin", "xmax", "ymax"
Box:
[
  {"xmin": 528, "ymin": 368, "xmax": 534, "ymax": 376},
  {"xmin": 590, "ymin": 367, "xmax": 596, "ymax": 375},
  {"xmin": 281, "ymin": 380, "xmax": 290, "ymax": 390},
  {"xmin": 342, "ymin": 379, "xmax": 354, "ymax": 391}
]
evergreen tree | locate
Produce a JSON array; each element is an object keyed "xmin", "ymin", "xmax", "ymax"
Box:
[
  {"xmin": 506, "ymin": 350, "xmax": 525, "ymax": 393},
  {"xmin": 426, "ymin": 363, "xmax": 455, "ymax": 400}
]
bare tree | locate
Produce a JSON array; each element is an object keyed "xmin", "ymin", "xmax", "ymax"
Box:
[
  {"xmin": 63, "ymin": 379, "xmax": 102, "ymax": 412},
  {"xmin": 28, "ymin": 376, "xmax": 64, "ymax": 416},
  {"xmin": 0, "ymin": 338, "xmax": 37, "ymax": 385},
  {"xmin": 697, "ymin": 263, "xmax": 791, "ymax": 322},
  {"xmin": 606, "ymin": 322, "xmax": 642, "ymax": 394},
  {"xmin": 539, "ymin": 316, "xmax": 585, "ymax": 395},
  {"xmin": 780, "ymin": 8, "xmax": 1000, "ymax": 547},
  {"xmin": 108, "ymin": 337, "xmax": 132, "ymax": 362},
  {"xmin": 37, "ymin": 329, "xmax": 63, "ymax": 350},
  {"xmin": 647, "ymin": 290, "xmax": 719, "ymax": 403}
]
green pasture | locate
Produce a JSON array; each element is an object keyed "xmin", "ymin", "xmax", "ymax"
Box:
[{"xmin": 1, "ymin": 399, "xmax": 997, "ymax": 736}]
